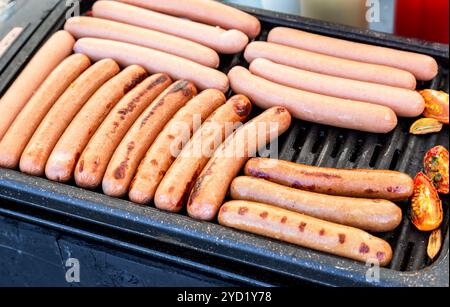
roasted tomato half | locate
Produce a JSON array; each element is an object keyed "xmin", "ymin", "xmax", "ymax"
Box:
[
  {"xmin": 424, "ymin": 146, "xmax": 449, "ymax": 194},
  {"xmin": 419, "ymin": 90, "xmax": 449, "ymax": 124},
  {"xmin": 411, "ymin": 172, "xmax": 443, "ymax": 231}
]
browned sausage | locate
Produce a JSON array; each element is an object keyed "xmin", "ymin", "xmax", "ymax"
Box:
[
  {"xmin": 219, "ymin": 200, "xmax": 393, "ymax": 266},
  {"xmin": 103, "ymin": 81, "xmax": 198, "ymax": 198},
  {"xmin": 0, "ymin": 31, "xmax": 75, "ymax": 141},
  {"xmin": 74, "ymin": 73, "xmax": 172, "ymax": 189},
  {"xmin": 230, "ymin": 176, "xmax": 402, "ymax": 232},
  {"xmin": 0, "ymin": 54, "xmax": 91, "ymax": 169},
  {"xmin": 244, "ymin": 158, "xmax": 414, "ymax": 201},
  {"xmin": 127, "ymin": 89, "xmax": 225, "ymax": 203},
  {"xmin": 187, "ymin": 106, "xmax": 292, "ymax": 221},
  {"xmin": 45, "ymin": 65, "xmax": 148, "ymax": 182},
  {"xmin": 19, "ymin": 59, "xmax": 120, "ymax": 176},
  {"xmin": 155, "ymin": 95, "xmax": 252, "ymax": 212}
]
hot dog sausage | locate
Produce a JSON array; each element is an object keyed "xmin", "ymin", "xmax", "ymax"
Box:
[
  {"xmin": 127, "ymin": 89, "xmax": 225, "ymax": 203},
  {"xmin": 187, "ymin": 106, "xmax": 292, "ymax": 221},
  {"xmin": 45, "ymin": 65, "xmax": 148, "ymax": 182},
  {"xmin": 249, "ymin": 58, "xmax": 425, "ymax": 118},
  {"xmin": 244, "ymin": 41, "xmax": 416, "ymax": 89},
  {"xmin": 268, "ymin": 27, "xmax": 438, "ymax": 81},
  {"xmin": 230, "ymin": 176, "xmax": 402, "ymax": 232},
  {"xmin": 155, "ymin": 95, "xmax": 252, "ymax": 212},
  {"xmin": 0, "ymin": 31, "xmax": 75, "ymax": 141},
  {"xmin": 64, "ymin": 16, "xmax": 220, "ymax": 68},
  {"xmin": 218, "ymin": 200, "xmax": 393, "ymax": 266},
  {"xmin": 245, "ymin": 158, "xmax": 414, "ymax": 201},
  {"xmin": 0, "ymin": 54, "xmax": 91, "ymax": 169},
  {"xmin": 92, "ymin": 1, "xmax": 248, "ymax": 54},
  {"xmin": 103, "ymin": 81, "xmax": 198, "ymax": 198},
  {"xmin": 228, "ymin": 66, "xmax": 398, "ymax": 133},
  {"xmin": 115, "ymin": 0, "xmax": 261, "ymax": 38},
  {"xmin": 74, "ymin": 74, "xmax": 172, "ymax": 189},
  {"xmin": 19, "ymin": 59, "xmax": 120, "ymax": 176},
  {"xmin": 74, "ymin": 38, "xmax": 229, "ymax": 92}
]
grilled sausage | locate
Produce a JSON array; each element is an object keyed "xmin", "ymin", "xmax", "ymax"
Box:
[
  {"xmin": 45, "ymin": 65, "xmax": 148, "ymax": 182},
  {"xmin": 245, "ymin": 158, "xmax": 414, "ymax": 201},
  {"xmin": 155, "ymin": 95, "xmax": 252, "ymax": 212},
  {"xmin": 218, "ymin": 200, "xmax": 393, "ymax": 266},
  {"xmin": 0, "ymin": 31, "xmax": 75, "ymax": 141},
  {"xmin": 74, "ymin": 74, "xmax": 172, "ymax": 189},
  {"xmin": 249, "ymin": 58, "xmax": 425, "ymax": 117},
  {"xmin": 103, "ymin": 81, "xmax": 198, "ymax": 198},
  {"xmin": 230, "ymin": 176, "xmax": 402, "ymax": 232},
  {"xmin": 74, "ymin": 38, "xmax": 229, "ymax": 92},
  {"xmin": 19, "ymin": 59, "xmax": 120, "ymax": 176},
  {"xmin": 115, "ymin": 0, "xmax": 261, "ymax": 38},
  {"xmin": 127, "ymin": 89, "xmax": 225, "ymax": 203},
  {"xmin": 228, "ymin": 66, "xmax": 398, "ymax": 133},
  {"xmin": 187, "ymin": 106, "xmax": 292, "ymax": 221},
  {"xmin": 268, "ymin": 27, "xmax": 438, "ymax": 81},
  {"xmin": 0, "ymin": 54, "xmax": 91, "ymax": 169},
  {"xmin": 244, "ymin": 41, "xmax": 416, "ymax": 89},
  {"xmin": 92, "ymin": 1, "xmax": 249, "ymax": 54},
  {"xmin": 64, "ymin": 16, "xmax": 220, "ymax": 68}
]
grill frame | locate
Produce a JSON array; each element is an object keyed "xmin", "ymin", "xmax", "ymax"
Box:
[{"xmin": 0, "ymin": 0, "xmax": 448, "ymax": 286}]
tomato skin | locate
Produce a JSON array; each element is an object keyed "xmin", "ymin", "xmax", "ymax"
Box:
[
  {"xmin": 411, "ymin": 172, "xmax": 443, "ymax": 232},
  {"xmin": 419, "ymin": 90, "xmax": 449, "ymax": 124},
  {"xmin": 424, "ymin": 146, "xmax": 449, "ymax": 194}
]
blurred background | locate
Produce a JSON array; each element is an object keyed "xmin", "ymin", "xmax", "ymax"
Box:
[{"xmin": 223, "ymin": 0, "xmax": 449, "ymax": 44}]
